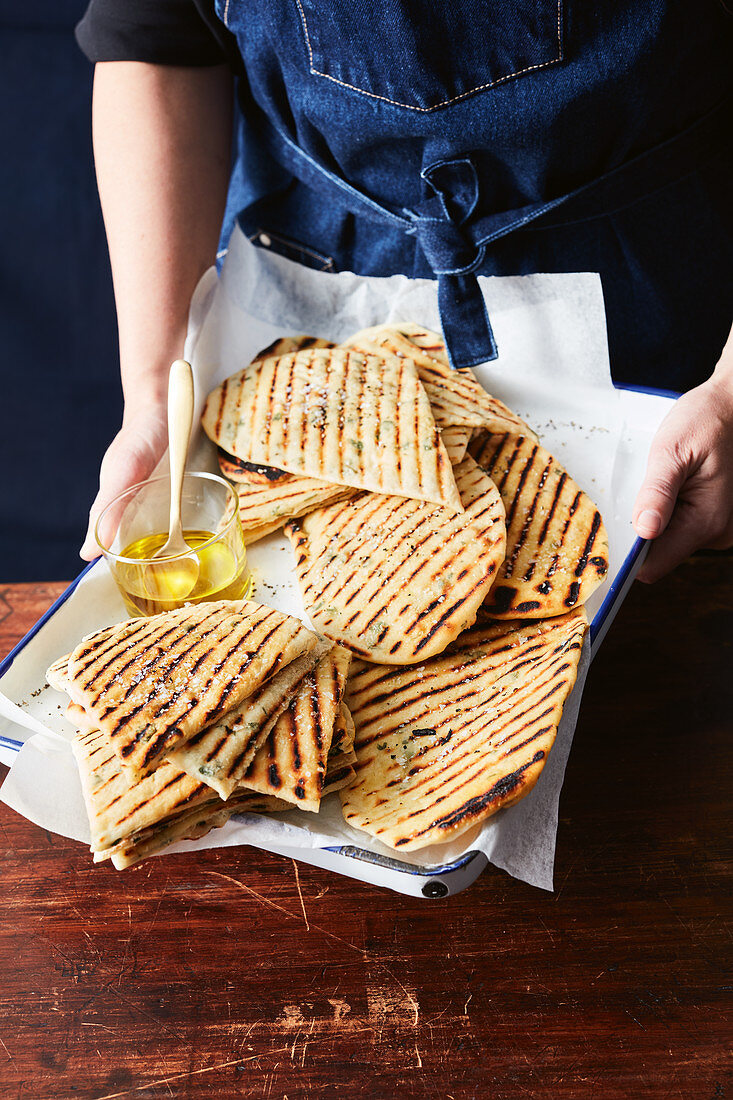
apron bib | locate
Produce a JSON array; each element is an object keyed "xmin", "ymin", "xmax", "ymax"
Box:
[{"xmin": 216, "ymin": 0, "xmax": 732, "ymax": 373}]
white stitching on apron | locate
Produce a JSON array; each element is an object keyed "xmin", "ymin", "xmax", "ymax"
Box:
[{"xmin": 294, "ymin": 0, "xmax": 563, "ymax": 113}]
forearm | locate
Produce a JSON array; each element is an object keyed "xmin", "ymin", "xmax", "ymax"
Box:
[{"xmin": 92, "ymin": 61, "xmax": 233, "ymax": 414}]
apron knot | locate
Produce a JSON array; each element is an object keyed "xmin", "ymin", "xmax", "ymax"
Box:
[
  {"xmin": 256, "ymin": 91, "xmax": 731, "ymax": 376},
  {"xmin": 404, "ymin": 210, "xmax": 485, "ymax": 277},
  {"xmin": 404, "ymin": 157, "xmax": 497, "ymax": 369}
]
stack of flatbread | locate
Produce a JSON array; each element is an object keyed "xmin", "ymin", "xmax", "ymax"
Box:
[
  {"xmin": 204, "ymin": 325, "xmax": 607, "ymax": 644},
  {"xmin": 49, "ymin": 600, "xmax": 354, "ymax": 869},
  {"xmin": 196, "ymin": 323, "xmax": 609, "ymax": 854},
  {"xmin": 52, "ymin": 323, "xmax": 608, "ymax": 868}
]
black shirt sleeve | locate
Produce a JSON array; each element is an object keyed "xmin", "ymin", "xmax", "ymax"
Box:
[{"xmin": 76, "ymin": 0, "xmax": 242, "ymax": 71}]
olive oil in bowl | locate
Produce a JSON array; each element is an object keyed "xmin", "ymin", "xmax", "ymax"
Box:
[
  {"xmin": 116, "ymin": 529, "xmax": 252, "ymax": 617},
  {"xmin": 96, "ymin": 472, "xmax": 251, "ymax": 617}
]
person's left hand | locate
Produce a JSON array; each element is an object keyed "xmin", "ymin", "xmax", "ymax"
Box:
[{"xmin": 632, "ymin": 352, "xmax": 733, "ymax": 583}]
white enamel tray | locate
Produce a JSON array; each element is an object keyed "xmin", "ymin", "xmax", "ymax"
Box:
[{"xmin": 0, "ymin": 384, "xmax": 676, "ymax": 897}]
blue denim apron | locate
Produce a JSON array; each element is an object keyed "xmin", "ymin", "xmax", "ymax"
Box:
[{"xmin": 217, "ymin": 0, "xmax": 732, "ymax": 386}]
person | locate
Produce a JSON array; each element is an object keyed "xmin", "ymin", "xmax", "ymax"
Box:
[{"xmin": 76, "ymin": 0, "xmax": 733, "ymax": 583}]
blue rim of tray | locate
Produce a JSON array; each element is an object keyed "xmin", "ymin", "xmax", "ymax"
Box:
[{"xmin": 0, "ymin": 382, "xmax": 679, "ymax": 879}]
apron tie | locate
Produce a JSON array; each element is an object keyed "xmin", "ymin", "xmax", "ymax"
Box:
[
  {"xmin": 404, "ymin": 154, "xmax": 596, "ymax": 367},
  {"xmin": 255, "ymin": 95, "xmax": 729, "ymax": 371},
  {"xmin": 404, "ymin": 157, "xmax": 496, "ymax": 369}
]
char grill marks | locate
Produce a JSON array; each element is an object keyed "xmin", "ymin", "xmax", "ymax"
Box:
[
  {"xmin": 217, "ymin": 438, "xmax": 354, "ymax": 538},
  {"xmin": 326, "ymin": 705, "xmax": 356, "ymax": 767},
  {"xmin": 217, "ymin": 450, "xmax": 291, "ymax": 484},
  {"xmin": 322, "ymin": 703, "xmax": 357, "ymax": 796},
  {"xmin": 470, "ymin": 432, "xmax": 609, "ymax": 618},
  {"xmin": 439, "ymin": 424, "xmax": 470, "ymax": 464},
  {"xmin": 416, "ymin": 359, "xmax": 531, "ymax": 435},
  {"xmin": 100, "ymin": 788, "xmax": 291, "ymax": 870},
  {"xmin": 202, "ymin": 345, "xmax": 461, "ymax": 510},
  {"xmin": 241, "ymin": 646, "xmax": 351, "ymax": 811},
  {"xmin": 343, "ymin": 323, "xmax": 534, "ymax": 438},
  {"xmin": 72, "ymin": 719, "xmax": 282, "ymax": 862},
  {"xmin": 213, "ymin": 377, "xmax": 228, "ymax": 440},
  {"xmin": 164, "ymin": 648, "xmax": 324, "ymax": 801},
  {"xmin": 253, "ymin": 335, "xmax": 334, "ymax": 364},
  {"xmin": 285, "ymin": 456, "xmax": 506, "ymax": 664},
  {"xmin": 341, "ymin": 610, "xmax": 587, "ymax": 851},
  {"xmin": 67, "ymin": 602, "xmax": 314, "ymax": 775},
  {"xmin": 234, "ymin": 476, "xmax": 352, "ymax": 533},
  {"xmin": 71, "ymin": 727, "xmax": 210, "ymax": 852}
]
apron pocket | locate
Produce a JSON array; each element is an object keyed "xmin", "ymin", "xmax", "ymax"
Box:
[
  {"xmin": 250, "ymin": 228, "xmax": 335, "ymax": 271},
  {"xmin": 292, "ymin": 0, "xmax": 564, "ymax": 112}
]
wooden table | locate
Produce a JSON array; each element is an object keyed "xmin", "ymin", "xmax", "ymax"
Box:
[{"xmin": 0, "ymin": 561, "xmax": 730, "ymax": 1100}]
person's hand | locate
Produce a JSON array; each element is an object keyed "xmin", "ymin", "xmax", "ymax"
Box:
[
  {"xmin": 80, "ymin": 403, "xmax": 169, "ymax": 560},
  {"xmin": 632, "ymin": 365, "xmax": 733, "ymax": 583}
]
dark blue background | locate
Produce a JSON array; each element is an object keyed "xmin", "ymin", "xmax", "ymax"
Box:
[{"xmin": 0, "ymin": 4, "xmax": 121, "ymax": 580}]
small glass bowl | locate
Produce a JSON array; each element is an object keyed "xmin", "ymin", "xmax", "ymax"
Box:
[{"xmin": 95, "ymin": 471, "xmax": 251, "ymax": 617}]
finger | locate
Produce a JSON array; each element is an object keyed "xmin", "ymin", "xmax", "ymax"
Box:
[
  {"xmin": 80, "ymin": 441, "xmax": 156, "ymax": 560},
  {"xmin": 80, "ymin": 490, "xmax": 107, "ymax": 560},
  {"xmin": 81, "ymin": 496, "xmax": 129, "ymax": 561},
  {"xmin": 81, "ymin": 478, "xmax": 138, "ymax": 561},
  {"xmin": 632, "ymin": 435, "xmax": 689, "ymax": 540},
  {"xmin": 80, "ymin": 536, "xmax": 102, "ymax": 562},
  {"xmin": 636, "ymin": 521, "xmax": 698, "ymax": 583},
  {"xmin": 636, "ymin": 498, "xmax": 728, "ymax": 583}
]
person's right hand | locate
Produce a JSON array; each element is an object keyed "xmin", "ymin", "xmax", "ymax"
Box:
[{"xmin": 80, "ymin": 404, "xmax": 169, "ymax": 560}]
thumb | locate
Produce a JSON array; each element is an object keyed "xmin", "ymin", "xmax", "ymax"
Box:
[
  {"xmin": 80, "ymin": 491, "xmax": 106, "ymax": 562},
  {"xmin": 632, "ymin": 435, "xmax": 689, "ymax": 540},
  {"xmin": 80, "ymin": 473, "xmax": 130, "ymax": 561},
  {"xmin": 80, "ymin": 428, "xmax": 166, "ymax": 560},
  {"xmin": 80, "ymin": 478, "xmax": 129, "ymax": 561}
]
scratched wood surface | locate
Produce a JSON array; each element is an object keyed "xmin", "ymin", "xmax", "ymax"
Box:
[{"xmin": 0, "ymin": 562, "xmax": 731, "ymax": 1100}]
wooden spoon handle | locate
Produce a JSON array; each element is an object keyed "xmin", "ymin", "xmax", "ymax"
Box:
[{"xmin": 167, "ymin": 359, "xmax": 194, "ymax": 538}]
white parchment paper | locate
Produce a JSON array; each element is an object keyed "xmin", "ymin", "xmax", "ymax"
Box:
[{"xmin": 0, "ymin": 224, "xmax": 670, "ymax": 890}]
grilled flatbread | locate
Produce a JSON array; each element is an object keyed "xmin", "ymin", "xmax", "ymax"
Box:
[
  {"xmin": 47, "ymin": 652, "xmax": 71, "ymax": 693},
  {"xmin": 285, "ymin": 455, "xmax": 506, "ymax": 664},
  {"xmin": 65, "ymin": 601, "xmax": 321, "ymax": 775},
  {"xmin": 470, "ymin": 432, "xmax": 609, "ymax": 617},
  {"xmin": 344, "ymin": 323, "xmax": 535, "ymax": 438},
  {"xmin": 71, "ymin": 726, "xmax": 212, "ymax": 854},
  {"xmin": 65, "ymin": 701, "xmax": 98, "ymax": 735},
  {"xmin": 322, "ymin": 704, "xmax": 357, "ymax": 795},
  {"xmin": 322, "ymin": 764, "xmax": 355, "ymax": 797},
  {"xmin": 233, "ymin": 481, "xmax": 353, "ymax": 541},
  {"xmin": 218, "ymin": 449, "xmax": 354, "ymax": 541},
  {"xmin": 202, "ymin": 345, "xmax": 462, "ymax": 511},
  {"xmin": 253, "ymin": 335, "xmax": 333, "ymax": 362},
  {"xmin": 97, "ymin": 788, "xmax": 292, "ymax": 870},
  {"xmin": 217, "ymin": 452, "xmax": 292, "ymax": 485},
  {"xmin": 240, "ymin": 519, "xmax": 293, "ymax": 546},
  {"xmin": 341, "ymin": 608, "xmax": 587, "ymax": 851},
  {"xmin": 241, "ymin": 646, "xmax": 351, "ymax": 811},
  {"xmin": 328, "ymin": 704, "xmax": 356, "ymax": 769},
  {"xmin": 440, "ymin": 424, "xmax": 471, "ymax": 465},
  {"xmin": 67, "ymin": 647, "xmax": 323, "ymax": 803},
  {"xmin": 166, "ymin": 645, "xmax": 329, "ymax": 799},
  {"xmin": 102, "ymin": 801, "xmax": 234, "ymax": 870},
  {"xmin": 71, "ymin": 719, "xmax": 294, "ymax": 868}
]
